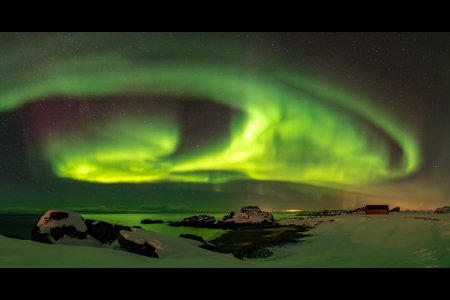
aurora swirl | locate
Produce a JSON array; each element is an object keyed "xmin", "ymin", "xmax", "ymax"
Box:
[{"xmin": 0, "ymin": 33, "xmax": 422, "ymax": 190}]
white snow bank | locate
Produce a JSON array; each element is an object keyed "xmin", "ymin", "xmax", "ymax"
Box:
[
  {"xmin": 4, "ymin": 211, "xmax": 450, "ymax": 267},
  {"xmin": 0, "ymin": 232, "xmax": 251, "ymax": 268},
  {"xmin": 251, "ymin": 212, "xmax": 450, "ymax": 268}
]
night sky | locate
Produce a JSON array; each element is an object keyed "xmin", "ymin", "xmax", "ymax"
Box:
[{"xmin": 0, "ymin": 32, "xmax": 449, "ymax": 214}]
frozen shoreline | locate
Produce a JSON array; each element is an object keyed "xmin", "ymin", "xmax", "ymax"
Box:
[{"xmin": 1, "ymin": 211, "xmax": 450, "ymax": 267}]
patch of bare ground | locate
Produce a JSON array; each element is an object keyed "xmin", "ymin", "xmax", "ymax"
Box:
[{"xmin": 208, "ymin": 225, "xmax": 314, "ymax": 259}]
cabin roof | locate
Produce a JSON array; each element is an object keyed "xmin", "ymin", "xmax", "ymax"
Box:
[{"xmin": 365, "ymin": 205, "xmax": 389, "ymax": 210}]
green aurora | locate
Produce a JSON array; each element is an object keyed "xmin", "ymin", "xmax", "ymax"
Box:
[
  {"xmin": 0, "ymin": 33, "xmax": 421, "ymax": 188},
  {"xmin": 1, "ymin": 32, "xmax": 442, "ymax": 212}
]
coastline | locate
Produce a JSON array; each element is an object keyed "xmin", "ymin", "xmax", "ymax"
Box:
[{"xmin": 3, "ymin": 210, "xmax": 450, "ymax": 267}]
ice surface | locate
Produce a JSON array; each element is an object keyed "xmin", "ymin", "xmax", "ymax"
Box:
[{"xmin": 2, "ymin": 211, "xmax": 450, "ymax": 267}]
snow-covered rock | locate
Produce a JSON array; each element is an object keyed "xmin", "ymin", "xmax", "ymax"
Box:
[
  {"xmin": 117, "ymin": 227, "xmax": 160, "ymax": 258},
  {"xmin": 31, "ymin": 210, "xmax": 101, "ymax": 247},
  {"xmin": 433, "ymin": 206, "xmax": 450, "ymax": 213},
  {"xmin": 29, "ymin": 210, "xmax": 243, "ymax": 260},
  {"xmin": 219, "ymin": 206, "xmax": 274, "ymax": 226},
  {"xmin": 31, "ymin": 210, "xmax": 143, "ymax": 249}
]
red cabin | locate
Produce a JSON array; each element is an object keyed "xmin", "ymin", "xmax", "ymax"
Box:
[{"xmin": 365, "ymin": 205, "xmax": 389, "ymax": 215}]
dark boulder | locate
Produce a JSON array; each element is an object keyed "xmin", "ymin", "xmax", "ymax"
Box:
[
  {"xmin": 85, "ymin": 219, "xmax": 117, "ymax": 245},
  {"xmin": 116, "ymin": 227, "xmax": 159, "ymax": 258},
  {"xmin": 31, "ymin": 226, "xmax": 52, "ymax": 244},
  {"xmin": 170, "ymin": 215, "xmax": 216, "ymax": 228},
  {"xmin": 141, "ymin": 219, "xmax": 164, "ymax": 224},
  {"xmin": 49, "ymin": 225, "xmax": 87, "ymax": 241}
]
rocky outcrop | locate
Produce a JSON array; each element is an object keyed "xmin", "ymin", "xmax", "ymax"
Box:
[
  {"xmin": 29, "ymin": 210, "xmax": 249, "ymax": 260},
  {"xmin": 345, "ymin": 207, "xmax": 365, "ymax": 214},
  {"xmin": 117, "ymin": 227, "xmax": 159, "ymax": 258},
  {"xmin": 218, "ymin": 206, "xmax": 275, "ymax": 229},
  {"xmin": 169, "ymin": 206, "xmax": 276, "ymax": 230},
  {"xmin": 303, "ymin": 210, "xmax": 340, "ymax": 217},
  {"xmin": 141, "ymin": 219, "xmax": 164, "ymax": 224},
  {"xmin": 170, "ymin": 215, "xmax": 216, "ymax": 228},
  {"xmin": 275, "ymin": 216, "xmax": 335, "ymax": 227},
  {"xmin": 85, "ymin": 219, "xmax": 117, "ymax": 245},
  {"xmin": 433, "ymin": 207, "xmax": 450, "ymax": 213},
  {"xmin": 31, "ymin": 210, "xmax": 161, "ymax": 258}
]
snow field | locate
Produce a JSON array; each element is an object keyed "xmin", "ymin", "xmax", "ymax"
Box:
[{"xmin": 2, "ymin": 211, "xmax": 450, "ymax": 267}]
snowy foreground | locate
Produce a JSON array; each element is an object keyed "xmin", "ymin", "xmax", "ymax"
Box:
[{"xmin": 2, "ymin": 211, "xmax": 450, "ymax": 267}]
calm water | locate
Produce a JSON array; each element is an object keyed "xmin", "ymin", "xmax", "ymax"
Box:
[
  {"xmin": 83, "ymin": 213, "xmax": 232, "ymax": 242},
  {"xmin": 0, "ymin": 212, "xmax": 303, "ymax": 241},
  {"xmin": 0, "ymin": 214, "xmax": 42, "ymax": 239}
]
